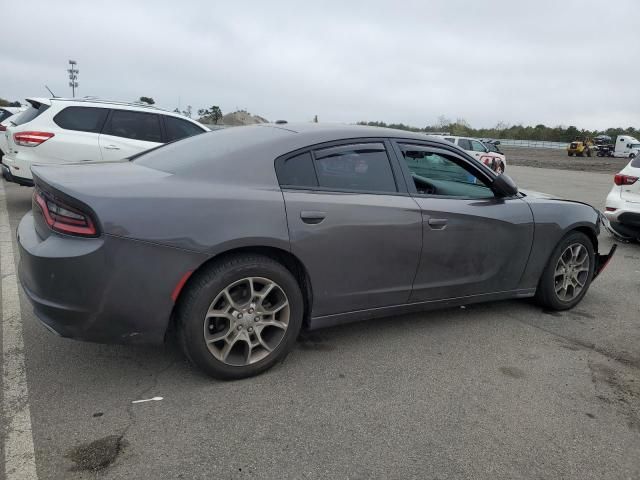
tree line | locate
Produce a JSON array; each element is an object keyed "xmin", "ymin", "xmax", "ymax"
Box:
[{"xmin": 358, "ymin": 117, "xmax": 640, "ymax": 143}]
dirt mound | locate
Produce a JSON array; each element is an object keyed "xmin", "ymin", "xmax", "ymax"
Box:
[
  {"xmin": 502, "ymin": 146, "xmax": 629, "ymax": 174},
  {"xmin": 220, "ymin": 111, "xmax": 269, "ymax": 126}
]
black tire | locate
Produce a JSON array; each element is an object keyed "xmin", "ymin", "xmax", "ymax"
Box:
[
  {"xmin": 567, "ymin": 152, "xmax": 573, "ymax": 157},
  {"xmin": 630, "ymin": 153, "xmax": 637, "ymax": 159},
  {"xmin": 586, "ymin": 149, "xmax": 592, "ymax": 157},
  {"xmin": 177, "ymin": 254, "xmax": 304, "ymax": 380},
  {"xmin": 494, "ymin": 160, "xmax": 505, "ymax": 174},
  {"xmin": 535, "ymin": 231, "xmax": 595, "ymax": 311}
]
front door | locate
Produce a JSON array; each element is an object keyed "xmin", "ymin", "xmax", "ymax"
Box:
[
  {"xmin": 277, "ymin": 142, "xmax": 423, "ymax": 317},
  {"xmin": 393, "ymin": 141, "xmax": 534, "ymax": 302}
]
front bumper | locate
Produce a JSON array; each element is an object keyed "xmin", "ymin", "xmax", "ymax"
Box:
[{"xmin": 17, "ymin": 212, "xmax": 206, "ymax": 345}]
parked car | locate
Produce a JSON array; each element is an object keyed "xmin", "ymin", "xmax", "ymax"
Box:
[
  {"xmin": 18, "ymin": 124, "xmax": 615, "ymax": 379},
  {"xmin": 481, "ymin": 139, "xmax": 503, "ymax": 155},
  {"xmin": 2, "ymin": 97, "xmax": 209, "ymax": 186},
  {"xmin": 438, "ymin": 135, "xmax": 507, "ymax": 173},
  {"xmin": 0, "ymin": 106, "xmax": 23, "ymax": 123},
  {"xmin": 604, "ymin": 156, "xmax": 640, "ymax": 240}
]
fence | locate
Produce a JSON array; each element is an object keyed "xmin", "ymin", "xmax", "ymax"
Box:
[{"xmin": 496, "ymin": 139, "xmax": 567, "ymax": 149}]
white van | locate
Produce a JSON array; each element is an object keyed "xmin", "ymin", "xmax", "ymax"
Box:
[{"xmin": 614, "ymin": 135, "xmax": 640, "ymax": 159}]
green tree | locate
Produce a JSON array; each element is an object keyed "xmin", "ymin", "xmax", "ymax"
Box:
[{"xmin": 139, "ymin": 96, "xmax": 155, "ymax": 105}]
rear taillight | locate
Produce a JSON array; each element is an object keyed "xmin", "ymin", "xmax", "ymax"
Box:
[
  {"xmin": 0, "ymin": 125, "xmax": 6, "ymax": 132},
  {"xmin": 34, "ymin": 189, "xmax": 97, "ymax": 237},
  {"xmin": 614, "ymin": 174, "xmax": 638, "ymax": 186},
  {"xmin": 14, "ymin": 131, "xmax": 54, "ymax": 147}
]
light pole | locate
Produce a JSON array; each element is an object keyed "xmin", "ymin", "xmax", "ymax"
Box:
[{"xmin": 68, "ymin": 60, "xmax": 79, "ymax": 97}]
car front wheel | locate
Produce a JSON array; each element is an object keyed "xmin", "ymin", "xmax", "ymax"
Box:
[
  {"xmin": 178, "ymin": 254, "xmax": 304, "ymax": 380},
  {"xmin": 535, "ymin": 231, "xmax": 595, "ymax": 310}
]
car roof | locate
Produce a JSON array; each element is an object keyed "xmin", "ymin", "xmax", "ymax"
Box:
[{"xmin": 251, "ymin": 122, "xmax": 447, "ymax": 146}]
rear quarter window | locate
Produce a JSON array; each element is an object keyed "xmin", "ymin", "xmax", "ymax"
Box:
[
  {"xmin": 276, "ymin": 152, "xmax": 318, "ymax": 188},
  {"xmin": 631, "ymin": 157, "xmax": 640, "ymax": 168},
  {"xmin": 163, "ymin": 116, "xmax": 205, "ymax": 142}
]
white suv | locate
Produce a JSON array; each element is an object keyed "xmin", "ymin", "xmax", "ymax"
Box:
[
  {"xmin": 438, "ymin": 135, "xmax": 507, "ymax": 174},
  {"xmin": 604, "ymin": 156, "xmax": 640, "ymax": 241},
  {"xmin": 2, "ymin": 97, "xmax": 209, "ymax": 186}
]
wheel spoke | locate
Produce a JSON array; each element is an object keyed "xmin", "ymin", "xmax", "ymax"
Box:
[{"xmin": 203, "ymin": 276, "xmax": 291, "ymax": 366}]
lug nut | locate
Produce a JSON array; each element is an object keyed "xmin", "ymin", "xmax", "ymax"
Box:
[
  {"xmin": 254, "ymin": 317, "xmax": 260, "ymax": 322},
  {"xmin": 248, "ymin": 308, "xmax": 254, "ymax": 314},
  {"xmin": 237, "ymin": 313, "xmax": 243, "ymax": 319},
  {"xmin": 248, "ymin": 327, "xmax": 254, "ymax": 332},
  {"xmin": 237, "ymin": 325, "xmax": 242, "ymax": 331}
]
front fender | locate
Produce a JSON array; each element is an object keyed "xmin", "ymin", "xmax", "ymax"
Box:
[{"xmin": 518, "ymin": 199, "xmax": 600, "ymax": 289}]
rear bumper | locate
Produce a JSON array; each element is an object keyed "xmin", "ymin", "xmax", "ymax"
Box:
[
  {"xmin": 2, "ymin": 163, "xmax": 34, "ymax": 186},
  {"xmin": 17, "ymin": 212, "xmax": 206, "ymax": 345}
]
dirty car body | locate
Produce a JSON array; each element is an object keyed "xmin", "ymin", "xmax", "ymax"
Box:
[{"xmin": 18, "ymin": 124, "xmax": 614, "ymax": 347}]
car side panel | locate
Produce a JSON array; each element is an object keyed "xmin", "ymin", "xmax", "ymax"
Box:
[{"xmin": 518, "ymin": 198, "xmax": 600, "ymax": 289}]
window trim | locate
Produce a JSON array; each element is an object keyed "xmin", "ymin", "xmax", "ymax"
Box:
[
  {"xmin": 52, "ymin": 106, "xmax": 109, "ymax": 133},
  {"xmin": 389, "ymin": 139, "xmax": 506, "ymax": 200},
  {"xmin": 101, "ymin": 108, "xmax": 163, "ymax": 143},
  {"xmin": 275, "ymin": 138, "xmax": 408, "ymax": 196}
]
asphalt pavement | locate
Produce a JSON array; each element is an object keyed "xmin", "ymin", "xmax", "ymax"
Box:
[{"xmin": 1, "ymin": 164, "xmax": 639, "ymax": 479}]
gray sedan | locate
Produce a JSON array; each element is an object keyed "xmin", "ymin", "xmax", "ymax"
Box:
[{"xmin": 17, "ymin": 124, "xmax": 616, "ymax": 379}]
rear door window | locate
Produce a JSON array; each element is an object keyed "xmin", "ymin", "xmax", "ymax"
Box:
[
  {"xmin": 53, "ymin": 106, "xmax": 108, "ymax": 133},
  {"xmin": 457, "ymin": 138, "xmax": 472, "ymax": 150},
  {"xmin": 104, "ymin": 110, "xmax": 162, "ymax": 142},
  {"xmin": 312, "ymin": 143, "xmax": 397, "ymax": 193},
  {"xmin": 163, "ymin": 116, "xmax": 205, "ymax": 142}
]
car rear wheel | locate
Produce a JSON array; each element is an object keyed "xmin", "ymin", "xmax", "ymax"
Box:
[
  {"xmin": 177, "ymin": 254, "xmax": 304, "ymax": 380},
  {"xmin": 535, "ymin": 231, "xmax": 595, "ymax": 310}
]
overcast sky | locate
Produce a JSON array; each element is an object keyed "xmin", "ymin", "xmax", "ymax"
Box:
[{"xmin": 1, "ymin": 0, "xmax": 638, "ymax": 129}]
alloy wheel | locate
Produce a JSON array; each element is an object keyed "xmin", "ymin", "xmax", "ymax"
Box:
[
  {"xmin": 203, "ymin": 277, "xmax": 290, "ymax": 366},
  {"xmin": 554, "ymin": 243, "xmax": 590, "ymax": 302}
]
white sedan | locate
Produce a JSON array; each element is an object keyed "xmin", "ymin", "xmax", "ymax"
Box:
[{"xmin": 604, "ymin": 157, "xmax": 640, "ymax": 240}]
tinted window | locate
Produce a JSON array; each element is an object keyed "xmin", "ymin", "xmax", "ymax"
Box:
[
  {"xmin": 399, "ymin": 144, "xmax": 493, "ymax": 198},
  {"xmin": 0, "ymin": 109, "xmax": 12, "ymax": 123},
  {"xmin": 631, "ymin": 157, "xmax": 640, "ymax": 168},
  {"xmin": 277, "ymin": 152, "xmax": 318, "ymax": 187},
  {"xmin": 457, "ymin": 138, "xmax": 472, "ymax": 150},
  {"xmin": 443, "ymin": 137, "xmax": 455, "ymax": 143},
  {"xmin": 313, "ymin": 143, "xmax": 397, "ymax": 193},
  {"xmin": 471, "ymin": 140, "xmax": 487, "ymax": 152},
  {"xmin": 53, "ymin": 106, "xmax": 108, "ymax": 133},
  {"xmin": 164, "ymin": 116, "xmax": 204, "ymax": 142},
  {"xmin": 104, "ymin": 110, "xmax": 162, "ymax": 142},
  {"xmin": 13, "ymin": 103, "xmax": 50, "ymax": 126}
]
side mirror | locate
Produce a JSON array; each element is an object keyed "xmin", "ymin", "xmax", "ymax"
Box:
[{"xmin": 492, "ymin": 173, "xmax": 518, "ymax": 197}]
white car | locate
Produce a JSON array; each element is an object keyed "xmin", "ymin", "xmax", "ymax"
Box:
[
  {"xmin": 2, "ymin": 97, "xmax": 209, "ymax": 186},
  {"xmin": 604, "ymin": 157, "xmax": 640, "ymax": 240},
  {"xmin": 438, "ymin": 135, "xmax": 507, "ymax": 174}
]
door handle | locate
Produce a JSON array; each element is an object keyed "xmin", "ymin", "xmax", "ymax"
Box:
[
  {"xmin": 428, "ymin": 218, "xmax": 448, "ymax": 229},
  {"xmin": 300, "ymin": 211, "xmax": 326, "ymax": 224},
  {"xmin": 104, "ymin": 145, "xmax": 120, "ymax": 150}
]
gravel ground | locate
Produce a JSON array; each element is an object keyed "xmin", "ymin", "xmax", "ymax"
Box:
[{"xmin": 503, "ymin": 146, "xmax": 630, "ymax": 174}]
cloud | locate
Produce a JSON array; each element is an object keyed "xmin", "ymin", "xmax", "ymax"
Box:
[{"xmin": 1, "ymin": 0, "xmax": 638, "ymax": 129}]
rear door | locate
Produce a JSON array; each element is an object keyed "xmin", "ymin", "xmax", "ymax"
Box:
[
  {"xmin": 45, "ymin": 106, "xmax": 107, "ymax": 162},
  {"xmin": 99, "ymin": 109, "xmax": 163, "ymax": 161},
  {"xmin": 393, "ymin": 141, "xmax": 534, "ymax": 301},
  {"xmin": 277, "ymin": 141, "xmax": 423, "ymax": 317}
]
